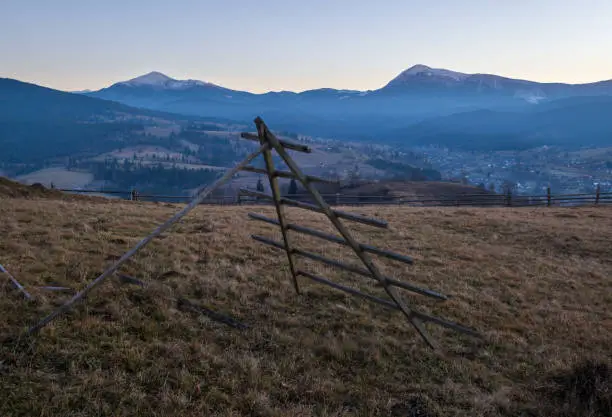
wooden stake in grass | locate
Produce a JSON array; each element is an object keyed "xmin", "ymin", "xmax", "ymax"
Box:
[
  {"xmin": 255, "ymin": 121, "xmax": 301, "ymax": 295},
  {"xmin": 0, "ymin": 264, "xmax": 32, "ymax": 300},
  {"xmin": 27, "ymin": 145, "xmax": 269, "ymax": 335}
]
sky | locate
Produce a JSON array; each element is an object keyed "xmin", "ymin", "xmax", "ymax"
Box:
[{"xmin": 1, "ymin": 0, "xmax": 612, "ymax": 93}]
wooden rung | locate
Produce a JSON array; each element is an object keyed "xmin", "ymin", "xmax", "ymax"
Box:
[
  {"xmin": 297, "ymin": 271, "xmax": 478, "ymax": 337},
  {"xmin": 251, "ymin": 235, "xmax": 447, "ymax": 300},
  {"xmin": 240, "ymin": 166, "xmax": 338, "ymax": 184},
  {"xmin": 412, "ymin": 311, "xmax": 481, "ymax": 337},
  {"xmin": 36, "ymin": 286, "xmax": 73, "ymax": 292},
  {"xmin": 248, "ymin": 212, "xmax": 413, "ymax": 265},
  {"xmin": 297, "ymin": 270, "xmax": 397, "ymax": 309},
  {"xmin": 240, "ymin": 132, "xmax": 311, "ymax": 153},
  {"xmin": 239, "ymin": 189, "xmax": 388, "ymax": 228}
]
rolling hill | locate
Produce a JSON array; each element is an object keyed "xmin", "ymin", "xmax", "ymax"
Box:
[{"xmin": 0, "ymin": 78, "xmax": 229, "ymax": 164}]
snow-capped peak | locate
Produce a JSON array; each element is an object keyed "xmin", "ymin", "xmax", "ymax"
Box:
[
  {"xmin": 116, "ymin": 71, "xmax": 218, "ymax": 90},
  {"xmin": 386, "ymin": 64, "xmax": 470, "ymax": 87},
  {"xmin": 125, "ymin": 71, "xmax": 174, "ymax": 86}
]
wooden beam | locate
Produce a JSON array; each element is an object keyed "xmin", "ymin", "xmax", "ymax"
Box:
[
  {"xmin": 239, "ymin": 189, "xmax": 388, "ymax": 229},
  {"xmin": 27, "ymin": 144, "xmax": 269, "ymax": 335},
  {"xmin": 251, "ymin": 235, "xmax": 447, "ymax": 300},
  {"xmin": 0, "ymin": 264, "xmax": 32, "ymax": 300},
  {"xmin": 297, "ymin": 269, "xmax": 398, "ymax": 309},
  {"xmin": 241, "ymin": 166, "xmax": 338, "ymax": 184},
  {"xmin": 36, "ymin": 286, "xmax": 73, "ymax": 292},
  {"xmin": 256, "ymin": 117, "xmax": 438, "ymax": 349},
  {"xmin": 256, "ymin": 121, "xmax": 301, "ymax": 295},
  {"xmin": 241, "ymin": 132, "xmax": 311, "ymax": 153},
  {"xmin": 248, "ymin": 212, "xmax": 414, "ymax": 265},
  {"xmin": 296, "ymin": 269, "xmax": 479, "ymax": 336}
]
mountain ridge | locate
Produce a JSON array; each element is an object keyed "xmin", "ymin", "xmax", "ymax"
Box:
[
  {"xmin": 84, "ymin": 65, "xmax": 612, "ymax": 96},
  {"xmin": 78, "ymin": 65, "xmax": 612, "ymax": 141}
]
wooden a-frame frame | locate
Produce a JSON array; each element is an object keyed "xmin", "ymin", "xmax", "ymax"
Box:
[{"xmin": 243, "ymin": 117, "xmax": 480, "ymax": 349}]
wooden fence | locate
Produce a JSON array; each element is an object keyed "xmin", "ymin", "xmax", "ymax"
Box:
[{"xmin": 60, "ymin": 186, "xmax": 612, "ymax": 208}]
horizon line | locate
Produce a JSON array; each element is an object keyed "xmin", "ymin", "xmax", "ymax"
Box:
[{"xmin": 3, "ymin": 64, "xmax": 612, "ymax": 95}]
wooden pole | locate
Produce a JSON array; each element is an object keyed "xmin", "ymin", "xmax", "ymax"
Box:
[
  {"xmin": 596, "ymin": 184, "xmax": 601, "ymax": 205},
  {"xmin": 0, "ymin": 264, "xmax": 32, "ymax": 300},
  {"xmin": 27, "ymin": 145, "xmax": 268, "ymax": 334},
  {"xmin": 547, "ymin": 187, "xmax": 552, "ymax": 207},
  {"xmin": 256, "ymin": 122, "xmax": 301, "ymax": 295},
  {"xmin": 255, "ymin": 117, "xmax": 438, "ymax": 349}
]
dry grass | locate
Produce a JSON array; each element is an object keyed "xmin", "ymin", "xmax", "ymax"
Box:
[{"xmin": 0, "ymin": 196, "xmax": 610, "ymax": 416}]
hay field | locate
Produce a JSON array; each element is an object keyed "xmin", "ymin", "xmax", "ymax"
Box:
[{"xmin": 0, "ymin": 197, "xmax": 610, "ymax": 416}]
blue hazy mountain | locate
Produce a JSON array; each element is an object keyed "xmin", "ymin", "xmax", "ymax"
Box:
[
  {"xmin": 385, "ymin": 95, "xmax": 612, "ymax": 150},
  {"xmin": 0, "ymin": 77, "xmax": 211, "ymax": 163},
  {"xmin": 84, "ymin": 66, "xmax": 612, "ymax": 145}
]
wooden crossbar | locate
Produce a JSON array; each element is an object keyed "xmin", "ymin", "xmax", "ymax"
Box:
[
  {"xmin": 239, "ymin": 189, "xmax": 388, "ymax": 228},
  {"xmin": 251, "ymin": 234, "xmax": 447, "ymax": 300},
  {"xmin": 240, "ymin": 132, "xmax": 311, "ymax": 153},
  {"xmin": 248, "ymin": 212, "xmax": 414, "ymax": 265},
  {"xmin": 296, "ymin": 270, "xmax": 478, "ymax": 337},
  {"xmin": 240, "ymin": 165, "xmax": 338, "ymax": 184},
  {"xmin": 296, "ymin": 269, "xmax": 398, "ymax": 309}
]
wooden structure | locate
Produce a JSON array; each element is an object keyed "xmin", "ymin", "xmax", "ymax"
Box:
[
  {"xmin": 25, "ymin": 117, "xmax": 478, "ymax": 350},
  {"xmin": 240, "ymin": 118, "xmax": 479, "ymax": 349}
]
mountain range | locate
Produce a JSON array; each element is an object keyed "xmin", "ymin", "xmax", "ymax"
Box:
[
  {"xmin": 1, "ymin": 64, "xmax": 612, "ymax": 159},
  {"xmin": 82, "ymin": 65, "xmax": 612, "ymax": 147}
]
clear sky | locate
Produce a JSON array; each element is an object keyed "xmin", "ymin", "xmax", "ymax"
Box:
[{"xmin": 1, "ymin": 0, "xmax": 611, "ymax": 93}]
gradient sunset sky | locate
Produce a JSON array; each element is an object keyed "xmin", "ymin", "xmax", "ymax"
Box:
[{"xmin": 1, "ymin": 0, "xmax": 611, "ymax": 93}]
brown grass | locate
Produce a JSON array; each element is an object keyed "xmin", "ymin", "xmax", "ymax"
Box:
[{"xmin": 0, "ymin": 196, "xmax": 610, "ymax": 416}]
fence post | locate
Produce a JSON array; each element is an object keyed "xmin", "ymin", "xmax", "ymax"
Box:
[
  {"xmin": 595, "ymin": 184, "xmax": 600, "ymax": 205},
  {"xmin": 547, "ymin": 187, "xmax": 551, "ymax": 207},
  {"xmin": 506, "ymin": 190, "xmax": 512, "ymax": 207}
]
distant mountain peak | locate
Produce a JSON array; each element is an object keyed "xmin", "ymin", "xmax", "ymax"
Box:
[
  {"xmin": 115, "ymin": 71, "xmax": 218, "ymax": 90},
  {"xmin": 126, "ymin": 71, "xmax": 174, "ymax": 86},
  {"xmin": 386, "ymin": 64, "xmax": 469, "ymax": 88},
  {"xmin": 404, "ymin": 64, "xmax": 434, "ymax": 74}
]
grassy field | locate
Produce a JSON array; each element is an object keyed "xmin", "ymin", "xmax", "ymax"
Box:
[{"xmin": 0, "ymin": 194, "xmax": 610, "ymax": 416}]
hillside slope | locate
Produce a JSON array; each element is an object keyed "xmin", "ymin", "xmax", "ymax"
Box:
[
  {"xmin": 1, "ymin": 198, "xmax": 610, "ymax": 416},
  {"xmin": 0, "ymin": 78, "xmax": 223, "ymax": 164},
  {"xmin": 385, "ymin": 95, "xmax": 612, "ymax": 150},
  {"xmin": 0, "ymin": 176, "xmax": 90, "ymax": 200}
]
